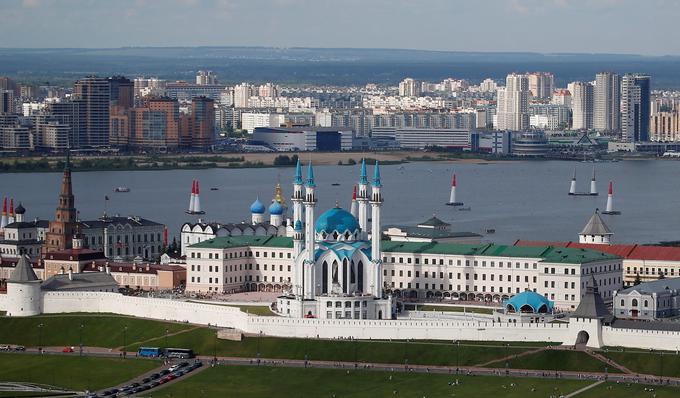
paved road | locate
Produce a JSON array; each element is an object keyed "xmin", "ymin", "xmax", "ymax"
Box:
[{"xmin": 6, "ymin": 346, "xmax": 680, "ymax": 397}]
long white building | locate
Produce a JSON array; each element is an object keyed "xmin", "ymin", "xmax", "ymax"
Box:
[{"xmin": 184, "ymin": 162, "xmax": 623, "ymax": 312}]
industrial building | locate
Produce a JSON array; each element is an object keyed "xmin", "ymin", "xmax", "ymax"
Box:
[{"xmin": 252, "ymin": 127, "xmax": 354, "ymax": 151}]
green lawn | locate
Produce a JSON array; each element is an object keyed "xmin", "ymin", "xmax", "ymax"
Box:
[
  {"xmin": 150, "ymin": 365, "xmax": 592, "ymax": 398},
  {"xmin": 0, "ymin": 314, "xmax": 192, "ymax": 349},
  {"xmin": 579, "ymin": 381, "xmax": 680, "ymax": 398},
  {"xmin": 130, "ymin": 328, "xmax": 529, "ymax": 367},
  {"xmin": 407, "ymin": 304, "xmax": 495, "ymax": 315},
  {"xmin": 487, "ymin": 349, "xmax": 617, "ymax": 373},
  {"xmin": 0, "ymin": 353, "xmax": 160, "ymax": 391},
  {"xmin": 603, "ymin": 350, "xmax": 680, "ymax": 377}
]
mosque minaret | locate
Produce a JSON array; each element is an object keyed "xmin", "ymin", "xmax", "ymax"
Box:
[{"xmin": 276, "ymin": 159, "xmax": 393, "ymax": 319}]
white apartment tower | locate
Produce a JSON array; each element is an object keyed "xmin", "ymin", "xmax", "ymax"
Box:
[
  {"xmin": 571, "ymin": 81, "xmax": 594, "ymax": 130},
  {"xmin": 527, "ymin": 72, "xmax": 554, "ymax": 99},
  {"xmin": 398, "ymin": 78, "xmax": 421, "ymax": 97},
  {"xmin": 594, "ymin": 72, "xmax": 621, "ymax": 132},
  {"xmin": 496, "ymin": 73, "xmax": 529, "ymax": 131},
  {"xmin": 233, "ymin": 83, "xmax": 256, "ymax": 108}
]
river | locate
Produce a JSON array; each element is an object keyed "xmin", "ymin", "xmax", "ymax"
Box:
[{"xmin": 1, "ymin": 159, "xmax": 677, "ymax": 245}]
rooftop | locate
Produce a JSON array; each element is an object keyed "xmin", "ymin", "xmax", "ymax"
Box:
[
  {"xmin": 381, "ymin": 241, "xmax": 619, "ymax": 264},
  {"xmin": 385, "ymin": 225, "xmax": 481, "ymax": 240},
  {"xmin": 189, "ymin": 235, "xmax": 294, "ymax": 249},
  {"xmin": 79, "ymin": 216, "xmax": 163, "ymax": 229},
  {"xmin": 617, "ymin": 277, "xmax": 680, "ymax": 296},
  {"xmin": 41, "ymin": 272, "xmax": 118, "ymax": 291},
  {"xmin": 514, "ymin": 240, "xmax": 680, "ymax": 262},
  {"xmin": 580, "ymin": 212, "xmax": 612, "ymax": 236},
  {"xmin": 8, "ymin": 255, "xmax": 39, "ymax": 283}
]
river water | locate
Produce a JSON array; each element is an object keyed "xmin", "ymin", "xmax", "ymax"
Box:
[{"xmin": 1, "ymin": 160, "xmax": 677, "ymax": 245}]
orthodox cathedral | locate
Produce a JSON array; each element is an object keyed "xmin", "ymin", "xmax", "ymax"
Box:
[{"xmin": 275, "ymin": 160, "xmax": 394, "ymax": 319}]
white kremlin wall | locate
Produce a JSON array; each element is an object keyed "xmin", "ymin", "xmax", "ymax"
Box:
[{"xmin": 3, "ymin": 292, "xmax": 680, "ymax": 351}]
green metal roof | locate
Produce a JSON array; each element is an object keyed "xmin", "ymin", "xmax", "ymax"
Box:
[
  {"xmin": 381, "ymin": 241, "xmax": 619, "ymax": 264},
  {"xmin": 189, "ymin": 235, "xmax": 293, "ymax": 249},
  {"xmin": 190, "ymin": 236, "xmax": 619, "ymax": 264}
]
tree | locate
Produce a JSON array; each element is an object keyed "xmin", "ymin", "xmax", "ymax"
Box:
[
  {"xmin": 634, "ymin": 272, "xmax": 642, "ymax": 285},
  {"xmin": 659, "ymin": 272, "xmax": 666, "ymax": 279}
]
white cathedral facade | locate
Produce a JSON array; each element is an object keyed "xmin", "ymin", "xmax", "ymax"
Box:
[{"xmin": 275, "ymin": 160, "xmax": 394, "ymax": 319}]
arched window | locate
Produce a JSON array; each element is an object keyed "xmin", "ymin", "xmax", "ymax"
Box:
[
  {"xmin": 632, "ymin": 299, "xmax": 638, "ymax": 307},
  {"xmin": 644, "ymin": 300, "xmax": 649, "ymax": 308},
  {"xmin": 620, "ymin": 299, "xmax": 624, "ymax": 306}
]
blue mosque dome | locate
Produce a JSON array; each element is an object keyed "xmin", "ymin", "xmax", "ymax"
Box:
[
  {"xmin": 315, "ymin": 206, "xmax": 360, "ymax": 234},
  {"xmin": 250, "ymin": 197, "xmax": 265, "ymax": 214},
  {"xmin": 294, "ymin": 220, "xmax": 303, "ymax": 231},
  {"xmin": 504, "ymin": 291, "xmax": 554, "ymax": 314},
  {"xmin": 269, "ymin": 201, "xmax": 284, "ymax": 215}
]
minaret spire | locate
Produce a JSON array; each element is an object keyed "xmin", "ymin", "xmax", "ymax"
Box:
[
  {"xmin": 369, "ymin": 162, "xmax": 384, "ymax": 298},
  {"xmin": 357, "ymin": 159, "xmax": 369, "ymax": 239},
  {"xmin": 294, "ymin": 158, "xmax": 303, "ymax": 185}
]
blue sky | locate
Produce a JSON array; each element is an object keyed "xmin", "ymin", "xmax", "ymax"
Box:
[{"xmin": 0, "ymin": 0, "xmax": 677, "ymax": 55}]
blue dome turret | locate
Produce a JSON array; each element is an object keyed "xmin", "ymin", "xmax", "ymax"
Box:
[
  {"xmin": 269, "ymin": 201, "xmax": 284, "ymax": 215},
  {"xmin": 294, "ymin": 220, "xmax": 303, "ymax": 231},
  {"xmin": 315, "ymin": 206, "xmax": 360, "ymax": 235},
  {"xmin": 250, "ymin": 197, "xmax": 265, "ymax": 214}
]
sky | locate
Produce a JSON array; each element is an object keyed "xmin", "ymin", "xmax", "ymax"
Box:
[{"xmin": 0, "ymin": 0, "xmax": 678, "ymax": 55}]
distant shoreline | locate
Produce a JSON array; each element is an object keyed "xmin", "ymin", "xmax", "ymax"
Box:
[{"xmin": 0, "ymin": 151, "xmax": 512, "ymax": 173}]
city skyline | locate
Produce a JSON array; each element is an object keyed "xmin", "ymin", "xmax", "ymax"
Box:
[{"xmin": 1, "ymin": 0, "xmax": 679, "ymax": 56}]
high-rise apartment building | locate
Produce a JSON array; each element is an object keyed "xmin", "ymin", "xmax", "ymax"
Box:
[
  {"xmin": 398, "ymin": 78, "xmax": 421, "ymax": 97},
  {"xmin": 233, "ymin": 83, "xmax": 256, "ymax": 108},
  {"xmin": 196, "ymin": 71, "xmax": 217, "ymax": 85},
  {"xmin": 189, "ymin": 97, "xmax": 216, "ymax": 148},
  {"xmin": 594, "ymin": 72, "xmax": 621, "ymax": 133},
  {"xmin": 570, "ymin": 81, "xmax": 594, "ymax": 130},
  {"xmin": 621, "ymin": 74, "xmax": 651, "ymax": 142},
  {"xmin": 650, "ymin": 111, "xmax": 680, "ymax": 142},
  {"xmin": 496, "ymin": 73, "xmax": 529, "ymax": 131},
  {"xmin": 109, "ymin": 76, "xmax": 134, "ymax": 110},
  {"xmin": 527, "ymin": 72, "xmax": 554, "ymax": 99},
  {"xmin": 73, "ymin": 77, "xmax": 111, "ymax": 147},
  {"xmin": 44, "ymin": 100, "xmax": 85, "ymax": 148},
  {"xmin": 258, "ymin": 83, "xmax": 279, "ymax": 98},
  {"xmin": 0, "ymin": 90, "xmax": 13, "ymax": 114}
]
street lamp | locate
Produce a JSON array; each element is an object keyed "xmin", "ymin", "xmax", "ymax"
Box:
[
  {"xmin": 213, "ymin": 329, "xmax": 217, "ymax": 364},
  {"xmin": 165, "ymin": 328, "xmax": 169, "ymax": 348},
  {"xmin": 122, "ymin": 325, "xmax": 128, "ymax": 359},
  {"xmin": 455, "ymin": 340, "xmax": 460, "ymax": 374},
  {"xmin": 79, "ymin": 323, "xmax": 84, "ymax": 356},
  {"xmin": 37, "ymin": 323, "xmax": 44, "ymax": 352},
  {"xmin": 256, "ymin": 331, "xmax": 262, "ymax": 365}
]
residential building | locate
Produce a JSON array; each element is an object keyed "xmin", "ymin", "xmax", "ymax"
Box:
[
  {"xmin": 73, "ymin": 77, "xmax": 111, "ymax": 147},
  {"xmin": 496, "ymin": 73, "xmax": 529, "ymax": 131},
  {"xmin": 527, "ymin": 72, "xmax": 554, "ymax": 99},
  {"xmin": 571, "ymin": 81, "xmax": 594, "ymax": 130},
  {"xmin": 650, "ymin": 111, "xmax": 680, "ymax": 141},
  {"xmin": 621, "ymin": 74, "xmax": 651, "ymax": 142},
  {"xmin": 594, "ymin": 72, "xmax": 621, "ymax": 133},
  {"xmin": 196, "ymin": 71, "xmax": 217, "ymax": 85},
  {"xmin": 398, "ymin": 78, "xmax": 421, "ymax": 97}
]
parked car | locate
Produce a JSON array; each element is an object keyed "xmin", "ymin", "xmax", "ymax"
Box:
[
  {"xmin": 62, "ymin": 347, "xmax": 74, "ymax": 353},
  {"xmin": 0, "ymin": 345, "xmax": 11, "ymax": 351},
  {"xmin": 14, "ymin": 345, "xmax": 25, "ymax": 351}
]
